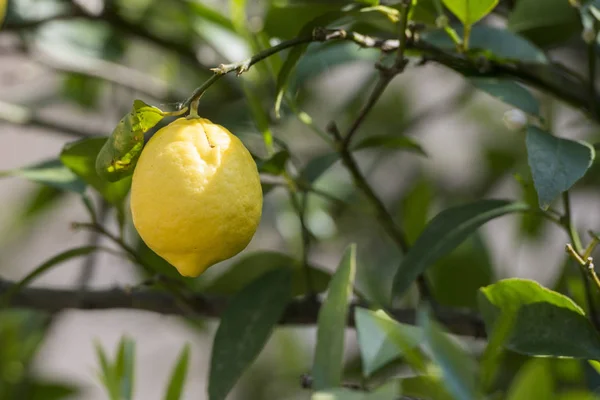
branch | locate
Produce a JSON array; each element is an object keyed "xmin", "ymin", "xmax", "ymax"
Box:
[{"xmin": 0, "ymin": 278, "xmax": 486, "ymax": 337}]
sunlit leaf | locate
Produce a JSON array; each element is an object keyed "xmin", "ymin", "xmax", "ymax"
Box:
[{"xmin": 442, "ymin": 0, "xmax": 498, "ymax": 26}]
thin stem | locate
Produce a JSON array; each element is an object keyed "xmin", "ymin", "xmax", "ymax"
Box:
[
  {"xmin": 183, "ymin": 35, "xmax": 315, "ymax": 113},
  {"xmin": 588, "ymin": 26, "xmax": 598, "ymax": 120},
  {"xmin": 563, "ymin": 192, "xmax": 583, "ymax": 253}
]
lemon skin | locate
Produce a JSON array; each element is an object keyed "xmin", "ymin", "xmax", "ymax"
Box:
[{"xmin": 130, "ymin": 117, "xmax": 263, "ymax": 277}]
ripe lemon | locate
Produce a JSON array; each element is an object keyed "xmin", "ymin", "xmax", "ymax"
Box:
[{"xmin": 130, "ymin": 117, "xmax": 263, "ymax": 277}]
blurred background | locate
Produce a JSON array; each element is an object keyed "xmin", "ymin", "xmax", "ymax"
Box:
[{"xmin": 1, "ymin": 0, "xmax": 600, "ymax": 398}]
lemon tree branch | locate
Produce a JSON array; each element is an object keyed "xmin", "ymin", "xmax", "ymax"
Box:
[{"xmin": 0, "ymin": 278, "xmax": 486, "ymax": 337}]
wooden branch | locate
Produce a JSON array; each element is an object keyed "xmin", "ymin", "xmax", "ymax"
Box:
[{"xmin": 0, "ymin": 279, "xmax": 487, "ymax": 338}]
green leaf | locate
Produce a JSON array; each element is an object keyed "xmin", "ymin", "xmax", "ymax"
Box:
[
  {"xmin": 442, "ymin": 0, "xmax": 498, "ymax": 26},
  {"xmin": 526, "ymin": 126, "xmax": 594, "ymax": 209},
  {"xmin": 95, "ymin": 100, "xmax": 165, "ymax": 183},
  {"xmin": 28, "ymin": 382, "xmax": 79, "ymax": 400},
  {"xmin": 115, "ymin": 337, "xmax": 135, "ymax": 400},
  {"xmin": 506, "ymin": 359, "xmax": 554, "ymax": 400},
  {"xmin": 399, "ymin": 376, "xmax": 454, "ymax": 400},
  {"xmin": 0, "ymin": 159, "xmax": 86, "ymax": 194},
  {"xmin": 312, "ymin": 388, "xmax": 366, "ymax": 400},
  {"xmin": 312, "ymin": 244, "xmax": 357, "ymax": 391},
  {"xmin": 61, "ymin": 137, "xmax": 132, "ymax": 205},
  {"xmin": 187, "ymin": 1, "xmax": 235, "ymax": 31},
  {"xmin": 392, "ymin": 200, "xmax": 529, "ymax": 300},
  {"xmin": 241, "ymin": 80, "xmax": 274, "ymax": 155},
  {"xmin": 300, "ymin": 153, "xmax": 340, "ymax": 184},
  {"xmin": 94, "ymin": 342, "xmax": 120, "ymax": 400},
  {"xmin": 354, "ymin": 307, "xmax": 424, "ymax": 376},
  {"xmin": 164, "ymin": 344, "xmax": 191, "ymax": 400},
  {"xmin": 2, "ymin": 246, "xmax": 101, "ymax": 305},
  {"xmin": 197, "ymin": 251, "xmax": 330, "ymax": 296},
  {"xmin": 62, "ymin": 73, "xmax": 103, "ymax": 110},
  {"xmin": 422, "ymin": 25, "xmax": 548, "ymax": 63},
  {"xmin": 478, "ymin": 279, "xmax": 600, "ymax": 359},
  {"xmin": 469, "ymin": 78, "xmax": 540, "ymax": 116},
  {"xmin": 257, "ymin": 150, "xmax": 290, "ymax": 175},
  {"xmin": 352, "ymin": 135, "xmax": 427, "ymax": 156},
  {"xmin": 273, "ymin": 10, "xmax": 345, "ymax": 118},
  {"xmin": 418, "ymin": 309, "xmax": 480, "ymax": 400},
  {"xmin": 508, "ymin": 0, "xmax": 581, "ymax": 47},
  {"xmin": 400, "ymin": 176, "xmax": 433, "ymax": 243},
  {"xmin": 429, "ymin": 234, "xmax": 494, "ymax": 309},
  {"xmin": 208, "ymin": 268, "xmax": 292, "ymax": 400},
  {"xmin": 508, "ymin": 302, "xmax": 600, "ymax": 360}
]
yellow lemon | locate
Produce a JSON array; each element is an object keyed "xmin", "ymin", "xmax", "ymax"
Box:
[{"xmin": 130, "ymin": 117, "xmax": 263, "ymax": 277}]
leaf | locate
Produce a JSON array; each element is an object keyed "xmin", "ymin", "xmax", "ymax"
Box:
[
  {"xmin": 94, "ymin": 342, "xmax": 120, "ymax": 400},
  {"xmin": 2, "ymin": 246, "xmax": 100, "ymax": 305},
  {"xmin": 354, "ymin": 307, "xmax": 424, "ymax": 376},
  {"xmin": 241, "ymin": 80, "xmax": 274, "ymax": 155},
  {"xmin": 62, "ymin": 73, "xmax": 103, "ymax": 110},
  {"xmin": 273, "ymin": 10, "xmax": 344, "ymax": 118},
  {"xmin": 478, "ymin": 278, "xmax": 585, "ymax": 328},
  {"xmin": 0, "ymin": 159, "xmax": 86, "ymax": 194},
  {"xmin": 300, "ymin": 153, "xmax": 340, "ymax": 184},
  {"xmin": 187, "ymin": 0, "xmax": 235, "ymax": 31},
  {"xmin": 400, "ymin": 176, "xmax": 433, "ymax": 243},
  {"xmin": 312, "ymin": 244, "xmax": 357, "ymax": 391},
  {"xmin": 508, "ymin": 0, "xmax": 581, "ymax": 47},
  {"xmin": 478, "ymin": 279, "xmax": 600, "ymax": 359},
  {"xmin": 95, "ymin": 100, "xmax": 165, "ymax": 183},
  {"xmin": 469, "ymin": 78, "xmax": 540, "ymax": 116},
  {"xmin": 422, "ymin": 25, "xmax": 548, "ymax": 63},
  {"xmin": 526, "ymin": 126, "xmax": 594, "ymax": 209},
  {"xmin": 0, "ymin": 0, "xmax": 6, "ymax": 26},
  {"xmin": 442, "ymin": 0, "xmax": 498, "ymax": 26},
  {"xmin": 506, "ymin": 359, "xmax": 554, "ymax": 400},
  {"xmin": 196, "ymin": 251, "xmax": 330, "ymax": 296},
  {"xmin": 208, "ymin": 268, "xmax": 292, "ymax": 400},
  {"xmin": 508, "ymin": 302, "xmax": 600, "ymax": 360},
  {"xmin": 164, "ymin": 344, "xmax": 191, "ymax": 400},
  {"xmin": 352, "ymin": 135, "xmax": 427, "ymax": 156},
  {"xmin": 114, "ymin": 337, "xmax": 135, "ymax": 400},
  {"xmin": 418, "ymin": 309, "xmax": 480, "ymax": 400},
  {"xmin": 312, "ymin": 388, "xmax": 366, "ymax": 400},
  {"xmin": 392, "ymin": 200, "xmax": 529, "ymax": 300},
  {"xmin": 61, "ymin": 137, "xmax": 132, "ymax": 205},
  {"xmin": 257, "ymin": 150, "xmax": 290, "ymax": 175},
  {"xmin": 28, "ymin": 382, "xmax": 79, "ymax": 400},
  {"xmin": 399, "ymin": 376, "xmax": 454, "ymax": 400}
]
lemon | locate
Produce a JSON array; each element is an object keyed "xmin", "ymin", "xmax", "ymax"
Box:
[{"xmin": 130, "ymin": 117, "xmax": 263, "ymax": 277}]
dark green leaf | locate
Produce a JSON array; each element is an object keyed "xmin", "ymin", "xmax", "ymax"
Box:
[
  {"xmin": 197, "ymin": 251, "xmax": 330, "ymax": 296},
  {"xmin": 526, "ymin": 126, "xmax": 594, "ymax": 209},
  {"xmin": 257, "ymin": 150, "xmax": 290, "ymax": 175},
  {"xmin": 429, "ymin": 234, "xmax": 494, "ymax": 309},
  {"xmin": 273, "ymin": 10, "xmax": 345, "ymax": 117},
  {"xmin": 422, "ymin": 25, "xmax": 548, "ymax": 63},
  {"xmin": 442, "ymin": 0, "xmax": 498, "ymax": 26},
  {"xmin": 469, "ymin": 78, "xmax": 540, "ymax": 116},
  {"xmin": 392, "ymin": 200, "xmax": 529, "ymax": 300},
  {"xmin": 508, "ymin": 0, "xmax": 581, "ymax": 47},
  {"xmin": 1, "ymin": 159, "xmax": 86, "ymax": 194},
  {"xmin": 28, "ymin": 382, "xmax": 79, "ymax": 400},
  {"xmin": 418, "ymin": 309, "xmax": 480, "ymax": 400},
  {"xmin": 60, "ymin": 137, "xmax": 132, "ymax": 205},
  {"xmin": 164, "ymin": 344, "xmax": 191, "ymax": 400},
  {"xmin": 354, "ymin": 307, "xmax": 424, "ymax": 376},
  {"xmin": 352, "ymin": 135, "xmax": 427, "ymax": 156},
  {"xmin": 300, "ymin": 153, "xmax": 340, "ymax": 184},
  {"xmin": 208, "ymin": 268, "xmax": 292, "ymax": 400},
  {"xmin": 508, "ymin": 302, "xmax": 600, "ymax": 360},
  {"xmin": 62, "ymin": 73, "xmax": 103, "ymax": 110},
  {"xmin": 241, "ymin": 81, "xmax": 274, "ymax": 155},
  {"xmin": 115, "ymin": 337, "xmax": 135, "ymax": 400},
  {"xmin": 312, "ymin": 244, "xmax": 357, "ymax": 390},
  {"xmin": 400, "ymin": 176, "xmax": 433, "ymax": 243},
  {"xmin": 506, "ymin": 359, "xmax": 554, "ymax": 400},
  {"xmin": 2, "ymin": 246, "xmax": 100, "ymax": 305}
]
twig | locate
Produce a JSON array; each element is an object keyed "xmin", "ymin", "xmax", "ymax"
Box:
[
  {"xmin": 0, "ymin": 278, "xmax": 486, "ymax": 337},
  {"xmin": 76, "ymin": 200, "xmax": 109, "ymax": 293}
]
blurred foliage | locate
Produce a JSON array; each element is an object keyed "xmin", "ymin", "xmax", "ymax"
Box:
[{"xmin": 2, "ymin": 0, "xmax": 600, "ymax": 399}]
